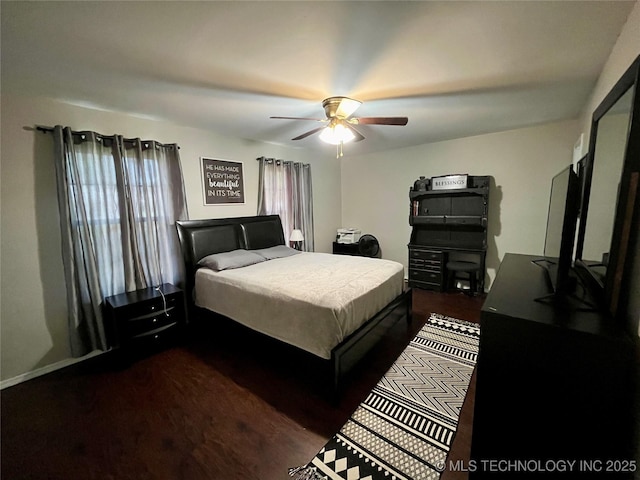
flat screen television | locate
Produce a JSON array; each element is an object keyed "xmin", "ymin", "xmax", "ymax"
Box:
[{"xmin": 534, "ymin": 165, "xmax": 580, "ymax": 299}]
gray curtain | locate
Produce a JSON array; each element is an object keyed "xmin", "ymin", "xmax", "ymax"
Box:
[
  {"xmin": 53, "ymin": 126, "xmax": 188, "ymax": 356},
  {"xmin": 257, "ymin": 157, "xmax": 314, "ymax": 251}
]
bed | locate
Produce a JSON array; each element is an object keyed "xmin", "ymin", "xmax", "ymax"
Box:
[{"xmin": 175, "ymin": 215, "xmax": 411, "ymax": 395}]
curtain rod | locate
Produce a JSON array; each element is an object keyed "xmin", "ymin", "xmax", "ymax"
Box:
[
  {"xmin": 35, "ymin": 124, "xmax": 54, "ymax": 133},
  {"xmin": 30, "ymin": 125, "xmax": 180, "ymax": 149}
]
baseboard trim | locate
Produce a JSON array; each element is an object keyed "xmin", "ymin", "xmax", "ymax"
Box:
[{"xmin": 0, "ymin": 349, "xmax": 107, "ymax": 390}]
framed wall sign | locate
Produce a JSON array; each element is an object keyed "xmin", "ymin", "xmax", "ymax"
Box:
[
  {"xmin": 201, "ymin": 157, "xmax": 245, "ymax": 205},
  {"xmin": 431, "ymin": 174, "xmax": 468, "ymax": 190}
]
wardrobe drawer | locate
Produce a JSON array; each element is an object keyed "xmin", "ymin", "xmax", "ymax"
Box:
[
  {"xmin": 409, "ymin": 269, "xmax": 442, "ymax": 285},
  {"xmin": 409, "ymin": 258, "xmax": 442, "ymax": 271},
  {"xmin": 409, "ymin": 249, "xmax": 443, "ymax": 262}
]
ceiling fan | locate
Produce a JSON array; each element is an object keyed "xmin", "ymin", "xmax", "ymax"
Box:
[{"xmin": 270, "ymin": 96, "xmax": 408, "ymax": 157}]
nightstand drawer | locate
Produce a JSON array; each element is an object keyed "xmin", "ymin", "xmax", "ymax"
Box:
[
  {"xmin": 122, "ymin": 295, "xmax": 179, "ymax": 320},
  {"xmin": 129, "ymin": 322, "xmax": 180, "ymax": 349},
  {"xmin": 125, "ymin": 307, "xmax": 180, "ymax": 337}
]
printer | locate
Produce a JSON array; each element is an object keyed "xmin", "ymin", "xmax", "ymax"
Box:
[{"xmin": 337, "ymin": 228, "xmax": 362, "ymax": 244}]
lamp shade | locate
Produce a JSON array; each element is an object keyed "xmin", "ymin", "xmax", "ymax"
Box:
[{"xmin": 289, "ymin": 229, "xmax": 304, "ymax": 242}]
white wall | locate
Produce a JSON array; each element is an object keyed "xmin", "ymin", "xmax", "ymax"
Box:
[
  {"xmin": 0, "ymin": 94, "xmax": 342, "ymax": 382},
  {"xmin": 341, "ymin": 120, "xmax": 579, "ymax": 289},
  {"xmin": 2, "ymin": 0, "xmax": 638, "ymax": 384},
  {"xmin": 579, "ymin": 1, "xmax": 640, "ymax": 139}
]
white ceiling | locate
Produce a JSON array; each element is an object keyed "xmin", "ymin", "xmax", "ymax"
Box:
[{"xmin": 1, "ymin": 1, "xmax": 635, "ymax": 155}]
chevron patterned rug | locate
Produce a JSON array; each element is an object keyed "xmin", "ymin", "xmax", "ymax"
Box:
[{"xmin": 290, "ymin": 313, "xmax": 480, "ymax": 480}]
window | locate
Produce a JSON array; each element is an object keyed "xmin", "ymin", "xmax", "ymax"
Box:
[
  {"xmin": 53, "ymin": 127, "xmax": 187, "ymax": 355},
  {"xmin": 257, "ymin": 157, "xmax": 314, "ymax": 251}
]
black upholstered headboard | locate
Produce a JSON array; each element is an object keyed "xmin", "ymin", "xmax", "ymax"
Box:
[{"xmin": 175, "ymin": 215, "xmax": 285, "ymax": 301}]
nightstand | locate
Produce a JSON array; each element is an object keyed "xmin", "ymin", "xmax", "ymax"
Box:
[
  {"xmin": 103, "ymin": 283, "xmax": 186, "ymax": 352},
  {"xmin": 332, "ymin": 241, "xmax": 360, "ymax": 256}
]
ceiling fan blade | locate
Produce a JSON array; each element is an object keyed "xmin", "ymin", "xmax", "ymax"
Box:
[
  {"xmin": 345, "ymin": 123, "xmax": 365, "ymax": 142},
  {"xmin": 352, "ymin": 117, "xmax": 409, "ymax": 126},
  {"xmin": 292, "ymin": 126, "xmax": 325, "ymax": 141},
  {"xmin": 270, "ymin": 116, "xmax": 325, "ymax": 122}
]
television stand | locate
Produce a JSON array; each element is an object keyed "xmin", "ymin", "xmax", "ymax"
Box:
[
  {"xmin": 532, "ymin": 288, "xmax": 598, "ymax": 311},
  {"xmin": 470, "ymin": 253, "xmax": 637, "ymax": 479},
  {"xmin": 529, "ymin": 257, "xmax": 596, "ymax": 309}
]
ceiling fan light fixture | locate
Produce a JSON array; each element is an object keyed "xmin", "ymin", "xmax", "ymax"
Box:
[
  {"xmin": 322, "ymin": 96, "xmax": 362, "ymax": 119},
  {"xmin": 270, "ymin": 96, "xmax": 407, "ymax": 157},
  {"xmin": 319, "ymin": 123, "xmax": 355, "ymax": 145}
]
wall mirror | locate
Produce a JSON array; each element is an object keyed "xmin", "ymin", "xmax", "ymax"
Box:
[{"xmin": 576, "ymin": 54, "xmax": 640, "ymax": 318}]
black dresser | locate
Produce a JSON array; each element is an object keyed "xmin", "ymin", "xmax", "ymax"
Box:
[{"xmin": 470, "ymin": 254, "xmax": 638, "ymax": 478}]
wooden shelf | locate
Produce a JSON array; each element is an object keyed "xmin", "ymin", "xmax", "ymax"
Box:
[
  {"xmin": 409, "ymin": 187, "xmax": 489, "ymax": 200},
  {"xmin": 408, "ymin": 241, "xmax": 486, "ymax": 251},
  {"xmin": 409, "ymin": 215, "xmax": 487, "ymax": 226}
]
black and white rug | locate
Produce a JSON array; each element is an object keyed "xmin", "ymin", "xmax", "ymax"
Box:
[{"xmin": 290, "ymin": 313, "xmax": 480, "ymax": 480}]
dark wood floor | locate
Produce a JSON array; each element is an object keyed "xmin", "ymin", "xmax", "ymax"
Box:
[{"xmin": 1, "ymin": 289, "xmax": 484, "ymax": 480}]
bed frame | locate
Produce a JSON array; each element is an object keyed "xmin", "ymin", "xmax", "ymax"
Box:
[{"xmin": 175, "ymin": 215, "xmax": 411, "ymax": 397}]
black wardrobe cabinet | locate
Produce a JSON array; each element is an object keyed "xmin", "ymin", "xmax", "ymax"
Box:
[{"xmin": 408, "ymin": 175, "xmax": 490, "ymax": 294}]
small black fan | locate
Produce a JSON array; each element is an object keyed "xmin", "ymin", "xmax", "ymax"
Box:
[{"xmin": 358, "ymin": 234, "xmax": 380, "ymax": 258}]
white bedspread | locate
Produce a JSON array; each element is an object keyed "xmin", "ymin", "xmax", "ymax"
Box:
[{"xmin": 194, "ymin": 252, "xmax": 405, "ymax": 359}]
